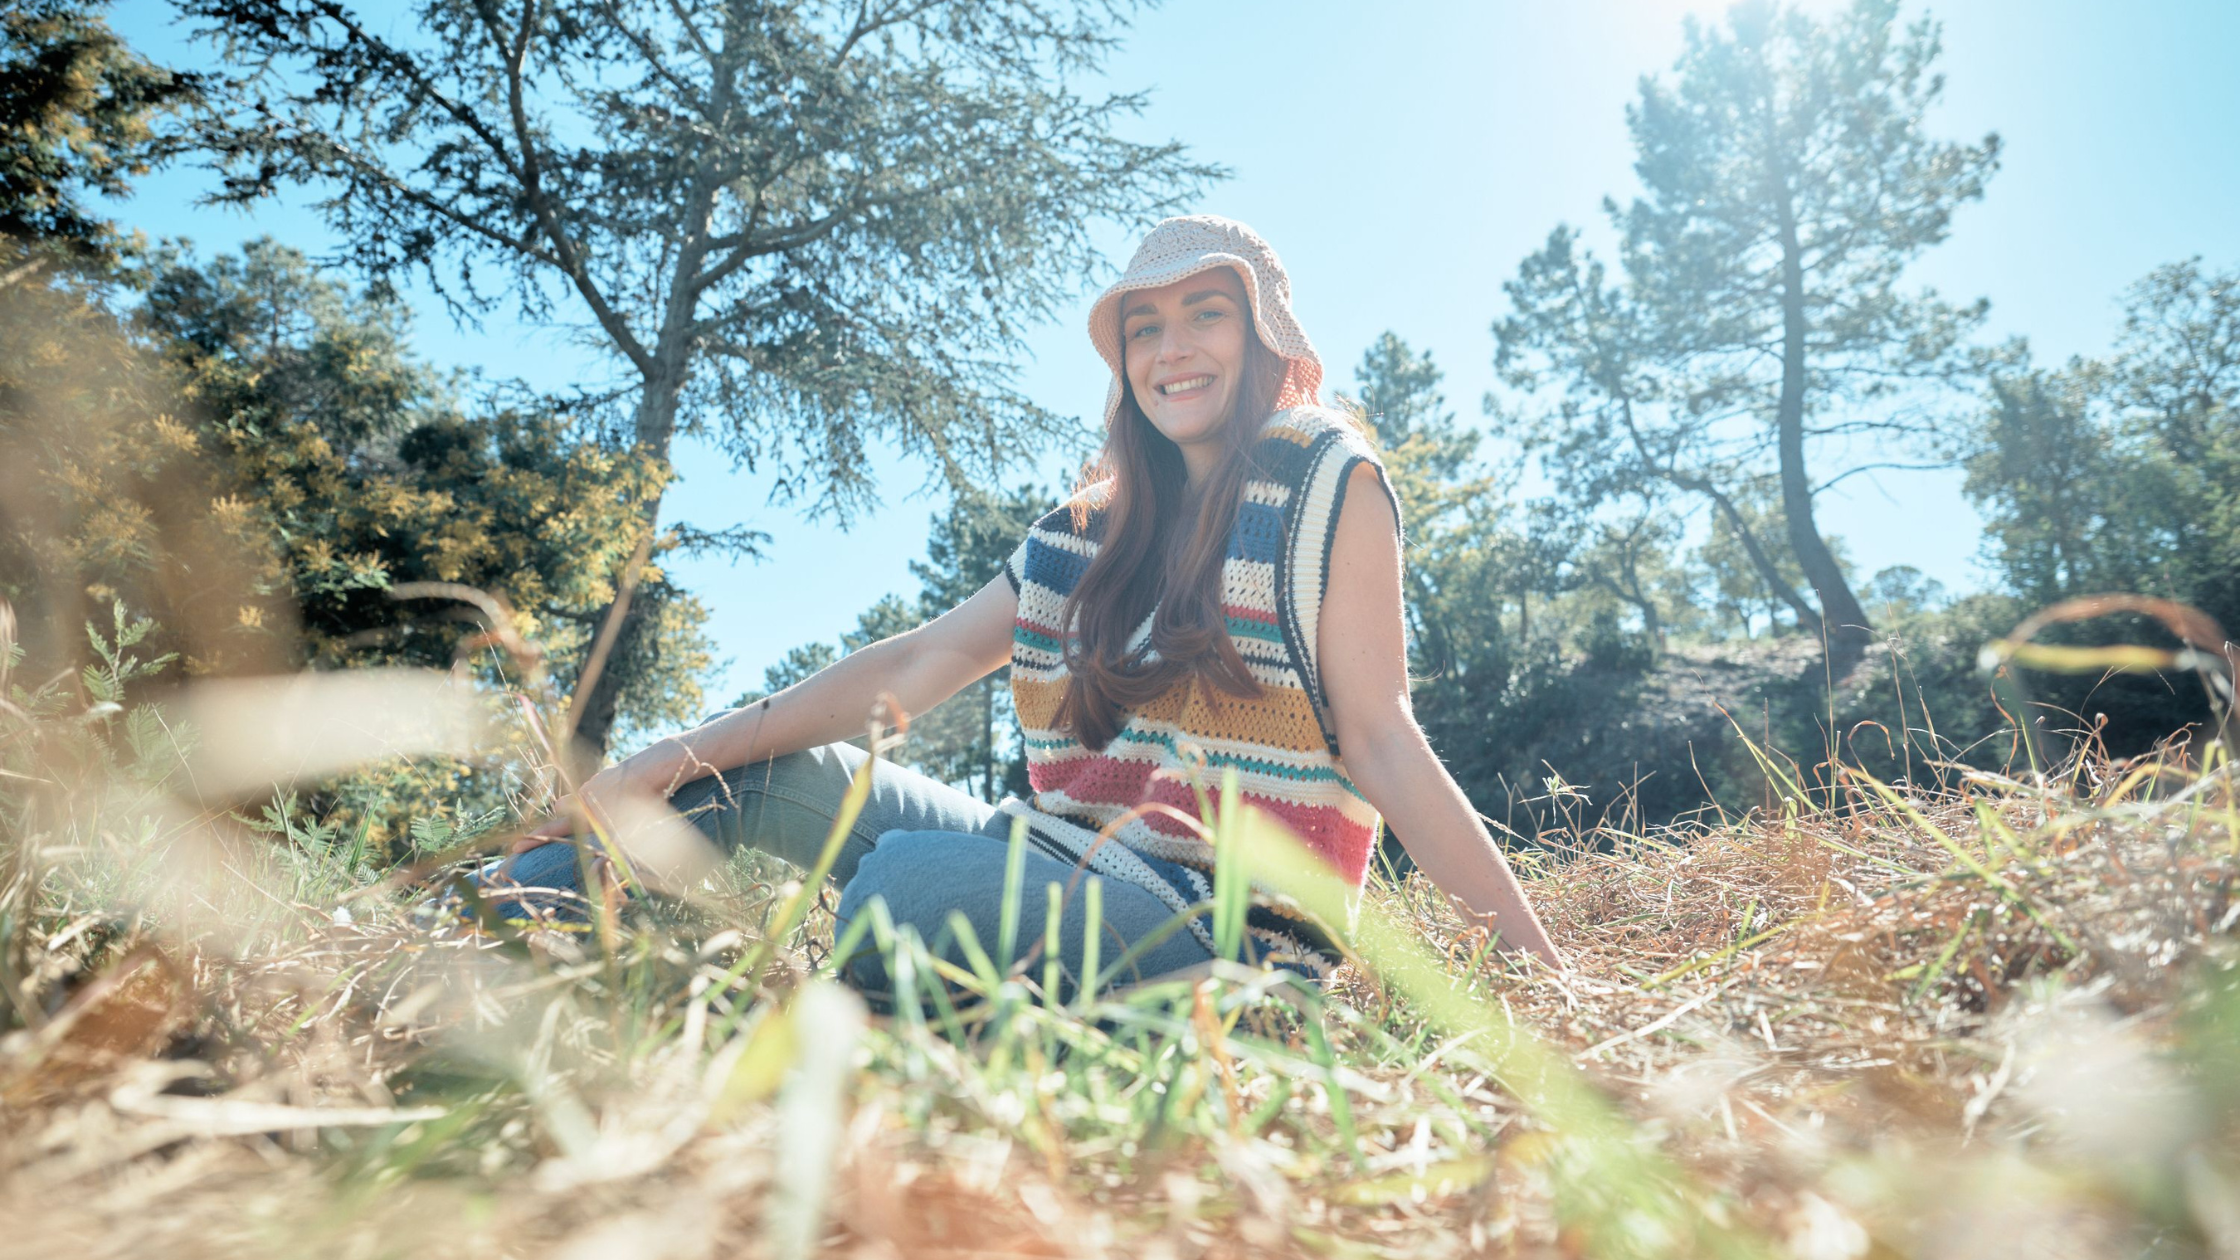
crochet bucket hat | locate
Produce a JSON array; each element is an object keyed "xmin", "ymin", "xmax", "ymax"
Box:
[{"xmin": 1087, "ymin": 215, "xmax": 1322, "ymax": 431}]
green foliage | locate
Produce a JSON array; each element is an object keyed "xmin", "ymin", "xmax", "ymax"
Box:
[
  {"xmin": 180, "ymin": 0, "xmax": 1214, "ymax": 495},
  {"xmin": 1343, "ymin": 334, "xmax": 1694, "ymax": 830},
  {"xmin": 1964, "ymin": 258, "xmax": 2240, "ymax": 755},
  {"xmin": 1691, "ymin": 480, "xmax": 1854, "ymax": 640},
  {"xmin": 1572, "ymin": 510, "xmax": 1696, "ymax": 649},
  {"xmin": 1859, "ymin": 564, "xmax": 1948, "ymax": 624},
  {"xmin": 139, "ymin": 239, "xmax": 716, "ymax": 743},
  {"xmin": 905, "ymin": 484, "xmax": 1061, "ymax": 798},
  {"xmin": 1967, "ymin": 367, "xmax": 2114, "ymax": 600},
  {"xmin": 401, "ymin": 802, "xmax": 509, "ymax": 857},
  {"xmin": 1498, "ymin": 0, "xmax": 1999, "ymax": 669},
  {"xmin": 3, "ymin": 232, "xmax": 721, "ymax": 848},
  {"xmin": 1970, "ymin": 260, "xmax": 2240, "ymax": 619},
  {"xmin": 142, "ymin": 237, "xmax": 439, "ymax": 448},
  {"xmin": 180, "ymin": 0, "xmax": 1217, "ymax": 751},
  {"xmin": 1351, "ymin": 332, "xmax": 1475, "ymax": 483},
  {"xmin": 1823, "ymin": 590, "xmax": 2026, "ymax": 784},
  {"xmin": 755, "ymin": 642, "xmax": 842, "ymax": 697},
  {"xmin": 0, "ymin": 245, "xmax": 278, "ymax": 674},
  {"xmin": 0, "ymin": 1, "xmax": 196, "ymax": 280},
  {"xmin": 80, "ymin": 599, "xmax": 176, "ymax": 706}
]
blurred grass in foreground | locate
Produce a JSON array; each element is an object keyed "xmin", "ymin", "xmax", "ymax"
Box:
[{"xmin": 1, "ymin": 584, "xmax": 2237, "ymax": 1260}]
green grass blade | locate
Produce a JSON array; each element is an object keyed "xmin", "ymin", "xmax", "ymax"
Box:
[
  {"xmin": 997, "ymin": 813, "xmax": 1027, "ymax": 972},
  {"xmin": 1076, "ymin": 876, "xmax": 1103, "ymax": 1014},
  {"xmin": 1041, "ymin": 879, "xmax": 1063, "ymax": 1005},
  {"xmin": 1213, "ymin": 767, "xmax": 1247, "ymax": 962}
]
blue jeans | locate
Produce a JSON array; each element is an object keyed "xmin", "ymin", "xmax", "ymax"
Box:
[{"xmin": 478, "ymin": 741, "xmax": 1212, "ymax": 997}]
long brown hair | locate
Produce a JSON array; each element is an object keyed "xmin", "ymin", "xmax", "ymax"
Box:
[{"xmin": 1053, "ymin": 317, "xmax": 1292, "ymax": 751}]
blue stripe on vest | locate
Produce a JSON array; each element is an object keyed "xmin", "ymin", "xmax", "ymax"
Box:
[
  {"xmin": 1227, "ymin": 499, "xmax": 1284, "ymax": 564},
  {"xmin": 1022, "ymin": 536, "xmax": 1092, "ymax": 597}
]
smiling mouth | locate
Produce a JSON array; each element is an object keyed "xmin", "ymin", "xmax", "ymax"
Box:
[{"xmin": 1157, "ymin": 375, "xmax": 1214, "ymax": 396}]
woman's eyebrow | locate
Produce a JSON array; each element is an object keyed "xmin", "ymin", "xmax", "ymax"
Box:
[{"xmin": 1122, "ymin": 287, "xmax": 1237, "ymax": 328}]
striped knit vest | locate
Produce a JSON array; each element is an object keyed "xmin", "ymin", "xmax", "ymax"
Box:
[{"xmin": 997, "ymin": 406, "xmax": 1398, "ymax": 974}]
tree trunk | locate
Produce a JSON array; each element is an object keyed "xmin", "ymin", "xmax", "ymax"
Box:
[
  {"xmin": 1686, "ymin": 477, "xmax": 1823, "ymax": 632},
  {"xmin": 572, "ymin": 349, "xmax": 689, "ymax": 761},
  {"xmin": 1773, "ymin": 186, "xmax": 1873, "ymax": 676},
  {"xmin": 1626, "ymin": 589, "xmax": 1662, "ymax": 651},
  {"xmin": 1621, "ymin": 397, "xmax": 1819, "ymax": 634},
  {"xmin": 1593, "ymin": 572, "xmax": 1663, "ymax": 653},
  {"xmin": 570, "ymin": 592, "xmax": 653, "ymax": 760},
  {"xmin": 1402, "ymin": 566, "xmax": 1456, "ymax": 683},
  {"xmin": 1618, "ymin": 535, "xmax": 1662, "ymax": 651}
]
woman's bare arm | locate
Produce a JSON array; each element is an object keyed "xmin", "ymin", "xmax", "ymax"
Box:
[
  {"xmin": 523, "ymin": 573, "xmax": 1018, "ymax": 841},
  {"xmin": 1316, "ymin": 464, "xmax": 1566, "ymax": 969}
]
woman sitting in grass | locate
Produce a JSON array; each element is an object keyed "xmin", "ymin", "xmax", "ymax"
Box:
[{"xmin": 492, "ymin": 215, "xmax": 1564, "ymax": 991}]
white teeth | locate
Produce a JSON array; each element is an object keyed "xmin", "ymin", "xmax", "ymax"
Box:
[{"xmin": 1159, "ymin": 375, "xmax": 1213, "ymax": 395}]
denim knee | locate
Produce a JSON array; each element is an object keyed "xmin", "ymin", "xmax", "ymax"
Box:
[{"xmin": 833, "ymin": 829, "xmax": 944, "ymax": 934}]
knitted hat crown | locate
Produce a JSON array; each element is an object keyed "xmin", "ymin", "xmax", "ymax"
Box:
[{"xmin": 1087, "ymin": 216, "xmax": 1323, "ymax": 430}]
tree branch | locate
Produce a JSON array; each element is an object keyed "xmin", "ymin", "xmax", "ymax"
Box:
[
  {"xmin": 307, "ymin": 128, "xmax": 562, "ymax": 268},
  {"xmin": 834, "ymin": 0, "xmax": 951, "ymax": 68},
  {"xmin": 701, "ymin": 201, "xmax": 867, "ymax": 259},
  {"xmin": 1812, "ymin": 460, "xmax": 1953, "ymax": 494},
  {"xmin": 595, "ymin": 0, "xmax": 709, "ymax": 109},
  {"xmin": 484, "ymin": 0, "xmax": 653, "ymax": 374},
  {"xmin": 1611, "ymin": 395, "xmax": 1821, "ymax": 632},
  {"xmin": 303, "ymin": 0, "xmax": 528, "ymax": 186},
  {"xmin": 692, "ymin": 195, "xmax": 894, "ymax": 298},
  {"xmin": 671, "ymin": 0, "xmax": 718, "ymax": 64}
]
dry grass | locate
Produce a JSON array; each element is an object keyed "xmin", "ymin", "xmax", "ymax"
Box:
[
  {"xmin": 1466, "ymin": 754, "xmax": 2240, "ymax": 1257},
  {"xmin": 3, "ymin": 707, "xmax": 2237, "ymax": 1259}
]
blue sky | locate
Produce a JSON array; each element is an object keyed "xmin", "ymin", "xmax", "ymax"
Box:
[{"xmin": 111, "ymin": 0, "xmax": 2240, "ymax": 705}]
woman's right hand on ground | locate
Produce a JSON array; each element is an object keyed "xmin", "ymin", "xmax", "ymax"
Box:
[
  {"xmin": 503, "ymin": 574, "xmax": 1018, "ymax": 859},
  {"xmin": 511, "ymin": 760, "xmax": 645, "ymax": 853}
]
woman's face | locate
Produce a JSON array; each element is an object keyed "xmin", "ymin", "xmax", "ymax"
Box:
[{"xmin": 1120, "ymin": 267, "xmax": 1251, "ymax": 455}]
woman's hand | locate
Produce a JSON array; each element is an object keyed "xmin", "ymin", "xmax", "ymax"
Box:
[
  {"xmin": 1452, "ymin": 898, "xmax": 1569, "ymax": 974},
  {"xmin": 511, "ymin": 758, "xmax": 656, "ymax": 853},
  {"xmin": 507, "ymin": 570, "xmax": 1021, "ymax": 857}
]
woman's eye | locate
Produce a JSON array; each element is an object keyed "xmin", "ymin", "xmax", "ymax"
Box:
[
  {"xmin": 1195, "ymin": 308, "xmax": 1226, "ymax": 322},
  {"xmin": 1130, "ymin": 323, "xmax": 1159, "ymax": 339}
]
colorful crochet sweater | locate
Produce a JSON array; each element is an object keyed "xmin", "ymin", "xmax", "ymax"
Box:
[{"xmin": 997, "ymin": 406, "xmax": 1399, "ymax": 973}]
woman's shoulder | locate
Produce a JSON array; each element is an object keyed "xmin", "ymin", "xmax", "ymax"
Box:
[
  {"xmin": 1257, "ymin": 404, "xmax": 1385, "ymax": 466},
  {"xmin": 1026, "ymin": 480, "xmax": 1112, "ymax": 541}
]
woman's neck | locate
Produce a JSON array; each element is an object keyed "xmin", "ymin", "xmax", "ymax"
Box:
[{"xmin": 1180, "ymin": 439, "xmax": 1220, "ymax": 488}]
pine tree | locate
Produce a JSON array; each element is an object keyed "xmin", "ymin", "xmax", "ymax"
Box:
[
  {"xmin": 1498, "ymin": 0, "xmax": 1998, "ymax": 675},
  {"xmin": 182, "ymin": 0, "xmax": 1218, "ymax": 754}
]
